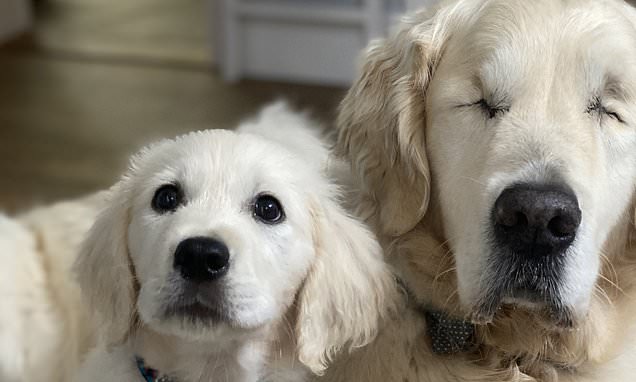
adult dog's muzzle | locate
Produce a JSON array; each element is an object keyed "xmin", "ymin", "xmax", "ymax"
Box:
[{"xmin": 476, "ymin": 183, "xmax": 583, "ymax": 322}]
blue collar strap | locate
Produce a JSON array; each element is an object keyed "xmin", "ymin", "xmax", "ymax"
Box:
[{"xmin": 136, "ymin": 357, "xmax": 177, "ymax": 382}]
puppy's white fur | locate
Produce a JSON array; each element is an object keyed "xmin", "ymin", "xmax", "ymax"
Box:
[
  {"xmin": 74, "ymin": 103, "xmax": 395, "ymax": 382},
  {"xmin": 327, "ymin": 0, "xmax": 636, "ymax": 380},
  {"xmin": 0, "ymin": 194, "xmax": 105, "ymax": 382}
]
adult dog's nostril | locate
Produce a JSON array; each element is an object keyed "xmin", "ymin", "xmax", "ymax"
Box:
[
  {"xmin": 495, "ymin": 209, "xmax": 528, "ymax": 228},
  {"xmin": 173, "ymin": 237, "xmax": 230, "ymax": 282},
  {"xmin": 547, "ymin": 214, "xmax": 579, "ymax": 238},
  {"xmin": 492, "ymin": 184, "xmax": 582, "ymax": 257}
]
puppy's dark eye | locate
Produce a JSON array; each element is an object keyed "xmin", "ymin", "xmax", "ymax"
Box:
[
  {"xmin": 475, "ymin": 99, "xmax": 509, "ymax": 119},
  {"xmin": 152, "ymin": 184, "xmax": 182, "ymax": 213},
  {"xmin": 253, "ymin": 194, "xmax": 284, "ymax": 224}
]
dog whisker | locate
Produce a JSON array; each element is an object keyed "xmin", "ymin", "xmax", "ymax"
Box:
[
  {"xmin": 433, "ymin": 266, "xmax": 457, "ymax": 285},
  {"xmin": 598, "ymin": 250, "xmax": 623, "ymax": 296},
  {"xmin": 596, "ymin": 273, "xmax": 626, "ymax": 298},
  {"xmin": 458, "ymin": 175, "xmax": 487, "ymax": 187},
  {"xmin": 442, "ymin": 288, "xmax": 459, "ymax": 311},
  {"xmin": 594, "ymin": 285, "xmax": 613, "ymax": 308}
]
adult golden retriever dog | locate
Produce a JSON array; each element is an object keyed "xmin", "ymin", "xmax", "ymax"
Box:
[{"xmin": 324, "ymin": 0, "xmax": 636, "ymax": 380}]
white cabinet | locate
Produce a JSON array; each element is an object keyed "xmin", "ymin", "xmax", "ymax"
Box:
[{"xmin": 217, "ymin": 0, "xmax": 439, "ymax": 85}]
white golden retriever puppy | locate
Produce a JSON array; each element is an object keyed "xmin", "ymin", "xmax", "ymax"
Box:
[
  {"xmin": 74, "ymin": 103, "xmax": 395, "ymax": 382},
  {"xmin": 323, "ymin": 0, "xmax": 636, "ymax": 381},
  {"xmin": 0, "ymin": 194, "xmax": 105, "ymax": 382}
]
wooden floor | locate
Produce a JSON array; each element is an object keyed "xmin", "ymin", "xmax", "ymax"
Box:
[{"xmin": 0, "ymin": 0, "xmax": 345, "ymax": 213}]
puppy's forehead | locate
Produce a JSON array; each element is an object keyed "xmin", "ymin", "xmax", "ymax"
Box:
[
  {"xmin": 456, "ymin": 0, "xmax": 636, "ymax": 94},
  {"xmin": 135, "ymin": 130, "xmax": 307, "ymax": 194}
]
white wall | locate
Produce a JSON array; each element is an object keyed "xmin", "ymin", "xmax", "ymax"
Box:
[
  {"xmin": 405, "ymin": 0, "xmax": 440, "ymax": 11},
  {"xmin": 0, "ymin": 0, "xmax": 32, "ymax": 44}
]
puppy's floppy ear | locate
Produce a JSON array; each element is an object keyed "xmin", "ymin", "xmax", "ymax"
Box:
[
  {"xmin": 296, "ymin": 196, "xmax": 396, "ymax": 374},
  {"xmin": 337, "ymin": 5, "xmax": 464, "ymax": 236},
  {"xmin": 74, "ymin": 181, "xmax": 135, "ymax": 346}
]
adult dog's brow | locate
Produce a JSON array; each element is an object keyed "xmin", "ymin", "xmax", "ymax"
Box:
[
  {"xmin": 603, "ymin": 75, "xmax": 634, "ymax": 102},
  {"xmin": 472, "ymin": 74, "xmax": 512, "ymax": 106}
]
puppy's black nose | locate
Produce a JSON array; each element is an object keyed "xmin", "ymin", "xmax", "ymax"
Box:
[
  {"xmin": 173, "ymin": 237, "xmax": 230, "ymax": 282},
  {"xmin": 492, "ymin": 184, "xmax": 581, "ymax": 257}
]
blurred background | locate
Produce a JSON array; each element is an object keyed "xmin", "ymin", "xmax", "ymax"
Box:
[{"xmin": 0, "ymin": 0, "xmax": 437, "ymax": 212}]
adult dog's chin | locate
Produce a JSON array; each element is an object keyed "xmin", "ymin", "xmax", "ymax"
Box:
[
  {"xmin": 469, "ymin": 292, "xmax": 578, "ymax": 331},
  {"xmin": 464, "ymin": 242, "xmax": 582, "ymax": 330}
]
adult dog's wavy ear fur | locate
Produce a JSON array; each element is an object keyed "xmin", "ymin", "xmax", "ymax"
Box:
[
  {"xmin": 74, "ymin": 181, "xmax": 135, "ymax": 346},
  {"xmin": 295, "ymin": 195, "xmax": 396, "ymax": 374},
  {"xmin": 337, "ymin": 3, "xmax": 470, "ymax": 236}
]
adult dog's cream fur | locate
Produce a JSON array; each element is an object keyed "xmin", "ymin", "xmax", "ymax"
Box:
[
  {"xmin": 73, "ymin": 104, "xmax": 395, "ymax": 382},
  {"xmin": 0, "ymin": 194, "xmax": 105, "ymax": 382},
  {"xmin": 325, "ymin": 0, "xmax": 636, "ymax": 381}
]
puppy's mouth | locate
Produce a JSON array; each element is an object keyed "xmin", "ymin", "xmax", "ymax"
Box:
[
  {"xmin": 161, "ymin": 282, "xmax": 231, "ymax": 325},
  {"xmin": 164, "ymin": 300, "xmax": 228, "ymax": 324}
]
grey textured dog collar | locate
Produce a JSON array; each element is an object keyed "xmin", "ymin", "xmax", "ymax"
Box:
[{"xmin": 424, "ymin": 309, "xmax": 475, "ymax": 355}]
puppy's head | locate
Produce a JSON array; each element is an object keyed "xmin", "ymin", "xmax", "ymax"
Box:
[
  {"xmin": 339, "ymin": 0, "xmax": 636, "ymax": 327},
  {"xmin": 75, "ymin": 129, "xmax": 393, "ymax": 373}
]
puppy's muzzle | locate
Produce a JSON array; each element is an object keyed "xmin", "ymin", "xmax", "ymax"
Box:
[
  {"xmin": 173, "ymin": 237, "xmax": 230, "ymax": 282},
  {"xmin": 492, "ymin": 183, "xmax": 582, "ymax": 258}
]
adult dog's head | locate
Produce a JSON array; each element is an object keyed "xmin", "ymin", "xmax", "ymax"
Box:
[
  {"xmin": 75, "ymin": 129, "xmax": 393, "ymax": 374},
  {"xmin": 339, "ymin": 0, "xmax": 636, "ymax": 328}
]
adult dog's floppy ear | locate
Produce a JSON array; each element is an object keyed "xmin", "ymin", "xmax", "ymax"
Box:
[
  {"xmin": 337, "ymin": 5, "xmax": 463, "ymax": 236},
  {"xmin": 296, "ymin": 196, "xmax": 396, "ymax": 374},
  {"xmin": 632, "ymin": 196, "xmax": 636, "ymax": 235},
  {"xmin": 74, "ymin": 181, "xmax": 135, "ymax": 346}
]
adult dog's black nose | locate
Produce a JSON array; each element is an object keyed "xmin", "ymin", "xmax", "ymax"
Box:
[
  {"xmin": 173, "ymin": 237, "xmax": 230, "ymax": 282},
  {"xmin": 492, "ymin": 184, "xmax": 581, "ymax": 257}
]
